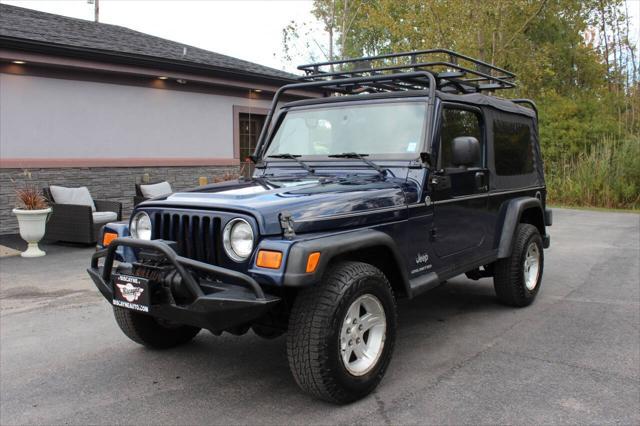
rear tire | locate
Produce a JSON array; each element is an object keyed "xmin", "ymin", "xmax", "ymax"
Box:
[
  {"xmin": 286, "ymin": 261, "xmax": 397, "ymax": 404},
  {"xmin": 494, "ymin": 224, "xmax": 544, "ymax": 307},
  {"xmin": 113, "ymin": 307, "xmax": 201, "ymax": 349}
]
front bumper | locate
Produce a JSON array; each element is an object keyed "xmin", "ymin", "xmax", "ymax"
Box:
[{"xmin": 87, "ymin": 238, "xmax": 280, "ymax": 332}]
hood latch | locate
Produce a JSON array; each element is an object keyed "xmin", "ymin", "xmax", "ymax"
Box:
[{"xmin": 279, "ymin": 211, "xmax": 296, "ymax": 240}]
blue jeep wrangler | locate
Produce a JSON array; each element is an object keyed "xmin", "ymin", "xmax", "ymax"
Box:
[{"xmin": 88, "ymin": 50, "xmax": 551, "ymax": 403}]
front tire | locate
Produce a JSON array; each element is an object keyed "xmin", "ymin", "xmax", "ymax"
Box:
[
  {"xmin": 286, "ymin": 261, "xmax": 397, "ymax": 404},
  {"xmin": 113, "ymin": 307, "xmax": 201, "ymax": 349},
  {"xmin": 493, "ymin": 223, "xmax": 544, "ymax": 307}
]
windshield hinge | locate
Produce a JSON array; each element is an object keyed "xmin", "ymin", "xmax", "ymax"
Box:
[
  {"xmin": 419, "ymin": 152, "xmax": 432, "ymax": 168},
  {"xmin": 279, "ymin": 211, "xmax": 296, "ymax": 240}
]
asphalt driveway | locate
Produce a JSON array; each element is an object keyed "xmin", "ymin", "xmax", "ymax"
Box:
[{"xmin": 1, "ymin": 208, "xmax": 638, "ymax": 425}]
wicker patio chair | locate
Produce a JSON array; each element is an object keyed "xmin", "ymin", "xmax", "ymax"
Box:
[
  {"xmin": 134, "ymin": 181, "xmax": 173, "ymax": 206},
  {"xmin": 43, "ymin": 186, "xmax": 122, "ymax": 244}
]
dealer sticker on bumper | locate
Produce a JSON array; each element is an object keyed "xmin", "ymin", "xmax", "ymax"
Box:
[{"xmin": 113, "ymin": 274, "xmax": 150, "ymax": 313}]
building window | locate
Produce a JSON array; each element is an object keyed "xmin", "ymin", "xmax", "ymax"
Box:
[
  {"xmin": 493, "ymin": 119, "xmax": 534, "ymax": 175},
  {"xmin": 238, "ymin": 113, "xmax": 266, "ymax": 177}
]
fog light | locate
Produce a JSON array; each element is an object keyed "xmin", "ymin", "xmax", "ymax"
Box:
[{"xmin": 256, "ymin": 250, "xmax": 282, "ymax": 269}]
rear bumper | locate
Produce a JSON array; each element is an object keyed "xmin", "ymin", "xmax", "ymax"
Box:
[
  {"xmin": 543, "ymin": 208, "xmax": 552, "ymax": 248},
  {"xmin": 545, "ymin": 208, "xmax": 553, "ymax": 226},
  {"xmin": 87, "ymin": 238, "xmax": 280, "ymax": 331}
]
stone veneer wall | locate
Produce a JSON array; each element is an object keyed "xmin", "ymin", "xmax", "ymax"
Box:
[{"xmin": 0, "ymin": 166, "xmax": 239, "ymax": 235}]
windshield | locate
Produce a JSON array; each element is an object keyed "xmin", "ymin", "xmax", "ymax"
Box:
[{"xmin": 265, "ymin": 102, "xmax": 426, "ymax": 157}]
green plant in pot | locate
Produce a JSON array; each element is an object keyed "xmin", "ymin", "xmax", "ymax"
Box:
[{"xmin": 12, "ymin": 186, "xmax": 51, "ymax": 257}]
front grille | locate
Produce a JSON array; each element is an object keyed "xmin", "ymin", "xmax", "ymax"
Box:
[{"xmin": 152, "ymin": 212, "xmax": 221, "ymax": 264}]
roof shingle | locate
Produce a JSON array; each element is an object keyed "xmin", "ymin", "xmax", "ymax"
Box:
[{"xmin": 0, "ymin": 3, "xmax": 296, "ymax": 81}]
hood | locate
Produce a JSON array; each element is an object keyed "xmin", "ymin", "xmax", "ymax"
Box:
[{"xmin": 141, "ymin": 173, "xmax": 412, "ymax": 235}]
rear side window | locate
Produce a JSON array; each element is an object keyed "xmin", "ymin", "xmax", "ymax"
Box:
[
  {"xmin": 440, "ymin": 108, "xmax": 483, "ymax": 168},
  {"xmin": 493, "ymin": 120, "xmax": 534, "ymax": 175}
]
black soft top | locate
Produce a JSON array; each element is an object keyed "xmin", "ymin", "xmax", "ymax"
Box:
[{"xmin": 437, "ymin": 92, "xmax": 536, "ymax": 119}]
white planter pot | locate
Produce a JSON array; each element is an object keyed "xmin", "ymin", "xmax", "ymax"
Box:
[{"xmin": 12, "ymin": 208, "xmax": 52, "ymax": 258}]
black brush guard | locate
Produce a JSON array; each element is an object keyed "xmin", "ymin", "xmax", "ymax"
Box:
[{"xmin": 87, "ymin": 238, "xmax": 280, "ymax": 332}]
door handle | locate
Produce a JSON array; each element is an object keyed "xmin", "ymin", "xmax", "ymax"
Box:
[
  {"xmin": 430, "ymin": 170, "xmax": 444, "ymax": 185},
  {"xmin": 430, "ymin": 172, "xmax": 450, "ymax": 191}
]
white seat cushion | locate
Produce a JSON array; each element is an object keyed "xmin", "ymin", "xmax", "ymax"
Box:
[
  {"xmin": 92, "ymin": 211, "xmax": 118, "ymax": 224},
  {"xmin": 140, "ymin": 181, "xmax": 172, "ymax": 198},
  {"xmin": 50, "ymin": 185, "xmax": 96, "ymax": 212}
]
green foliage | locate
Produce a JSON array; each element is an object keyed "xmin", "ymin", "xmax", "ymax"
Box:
[
  {"xmin": 538, "ymin": 91, "xmax": 627, "ymax": 164},
  {"xmin": 283, "ymin": 0, "xmax": 640, "ymax": 209},
  {"xmin": 546, "ymin": 137, "xmax": 640, "ymax": 209}
]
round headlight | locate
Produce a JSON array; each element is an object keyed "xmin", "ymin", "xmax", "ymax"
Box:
[
  {"xmin": 223, "ymin": 218, "xmax": 254, "ymax": 261},
  {"xmin": 130, "ymin": 211, "xmax": 152, "ymax": 240}
]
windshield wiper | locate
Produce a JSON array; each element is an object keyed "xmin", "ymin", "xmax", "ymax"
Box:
[
  {"xmin": 328, "ymin": 152, "xmax": 386, "ymax": 176},
  {"xmin": 267, "ymin": 154, "xmax": 315, "ymax": 174}
]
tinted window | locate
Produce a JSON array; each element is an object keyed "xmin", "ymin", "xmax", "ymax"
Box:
[
  {"xmin": 494, "ymin": 120, "xmax": 534, "ymax": 175},
  {"xmin": 440, "ymin": 108, "xmax": 483, "ymax": 168}
]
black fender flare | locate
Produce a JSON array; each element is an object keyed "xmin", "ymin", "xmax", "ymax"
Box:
[
  {"xmin": 497, "ymin": 197, "xmax": 546, "ymax": 259},
  {"xmin": 283, "ymin": 228, "xmax": 410, "ymax": 295}
]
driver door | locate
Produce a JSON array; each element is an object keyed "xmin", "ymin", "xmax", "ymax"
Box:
[{"xmin": 430, "ymin": 105, "xmax": 489, "ymax": 258}]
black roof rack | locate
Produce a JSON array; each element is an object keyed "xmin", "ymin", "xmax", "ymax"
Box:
[
  {"xmin": 252, "ymin": 50, "xmax": 517, "ymax": 160},
  {"xmin": 297, "ymin": 49, "xmax": 516, "ymax": 94}
]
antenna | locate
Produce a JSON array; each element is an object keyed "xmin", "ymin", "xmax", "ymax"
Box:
[{"xmin": 87, "ymin": 0, "xmax": 99, "ymax": 23}]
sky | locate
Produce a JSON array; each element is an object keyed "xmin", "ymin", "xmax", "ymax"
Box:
[
  {"xmin": 2, "ymin": 0, "xmax": 639, "ymax": 74},
  {"xmin": 0, "ymin": 0, "xmax": 319, "ymax": 72}
]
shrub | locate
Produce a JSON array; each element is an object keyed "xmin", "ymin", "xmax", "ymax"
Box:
[
  {"xmin": 211, "ymin": 172, "xmax": 241, "ymax": 183},
  {"xmin": 15, "ymin": 187, "xmax": 49, "ymax": 210},
  {"xmin": 12, "ymin": 170, "xmax": 49, "ymax": 210},
  {"xmin": 546, "ymin": 137, "xmax": 640, "ymax": 209}
]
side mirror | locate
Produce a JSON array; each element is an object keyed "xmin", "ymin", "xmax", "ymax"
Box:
[{"xmin": 451, "ymin": 136, "xmax": 480, "ymax": 167}]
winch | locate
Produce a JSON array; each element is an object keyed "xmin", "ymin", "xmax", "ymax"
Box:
[{"xmin": 130, "ymin": 242, "xmax": 197, "ymax": 305}]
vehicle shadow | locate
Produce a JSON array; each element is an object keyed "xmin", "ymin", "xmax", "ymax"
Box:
[
  {"xmin": 397, "ymin": 277, "xmax": 505, "ymax": 325},
  {"xmin": 84, "ymin": 277, "xmax": 507, "ymax": 422},
  {"xmin": 65, "ymin": 279, "xmax": 506, "ymax": 424}
]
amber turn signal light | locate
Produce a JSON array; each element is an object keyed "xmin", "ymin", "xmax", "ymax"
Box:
[
  {"xmin": 306, "ymin": 252, "xmax": 321, "ymax": 273},
  {"xmin": 256, "ymin": 250, "xmax": 283, "ymax": 269},
  {"xmin": 102, "ymin": 232, "xmax": 118, "ymax": 246}
]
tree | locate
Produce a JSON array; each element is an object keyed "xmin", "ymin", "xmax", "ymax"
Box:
[
  {"xmin": 281, "ymin": 0, "xmax": 639, "ymax": 208},
  {"xmin": 281, "ymin": 0, "xmax": 363, "ymax": 68}
]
